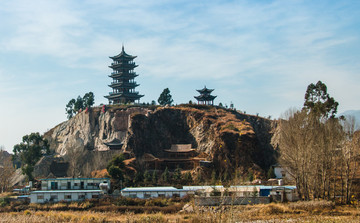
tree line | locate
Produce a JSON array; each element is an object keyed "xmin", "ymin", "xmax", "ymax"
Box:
[
  {"xmin": 278, "ymin": 81, "xmax": 359, "ymax": 204},
  {"xmin": 106, "ymin": 154, "xmax": 193, "ymax": 189}
]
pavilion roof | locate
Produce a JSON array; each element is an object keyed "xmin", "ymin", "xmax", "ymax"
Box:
[
  {"xmin": 196, "ymin": 86, "xmax": 214, "ymax": 94},
  {"xmin": 104, "ymin": 138, "xmax": 123, "ymax": 146},
  {"xmin": 164, "ymin": 144, "xmax": 196, "ymax": 153},
  {"xmin": 194, "ymin": 94, "xmax": 217, "ymax": 101},
  {"xmin": 110, "ymin": 46, "xmax": 137, "ymax": 60}
]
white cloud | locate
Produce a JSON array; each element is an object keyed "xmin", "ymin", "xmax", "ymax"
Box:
[{"xmin": 0, "ymin": 0, "xmax": 359, "ymax": 152}]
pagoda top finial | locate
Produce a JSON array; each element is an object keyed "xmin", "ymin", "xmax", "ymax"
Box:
[{"xmin": 122, "ymin": 44, "xmax": 124, "ymax": 52}]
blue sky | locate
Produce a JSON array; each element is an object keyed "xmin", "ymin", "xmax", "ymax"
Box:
[{"xmin": 1, "ymin": 0, "xmax": 360, "ymax": 152}]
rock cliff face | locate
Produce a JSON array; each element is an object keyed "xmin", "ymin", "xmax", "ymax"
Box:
[{"xmin": 40, "ymin": 105, "xmax": 276, "ymax": 180}]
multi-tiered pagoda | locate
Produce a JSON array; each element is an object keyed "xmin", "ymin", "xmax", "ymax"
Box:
[
  {"xmin": 194, "ymin": 86, "xmax": 217, "ymax": 105},
  {"xmin": 105, "ymin": 46, "xmax": 144, "ymax": 104}
]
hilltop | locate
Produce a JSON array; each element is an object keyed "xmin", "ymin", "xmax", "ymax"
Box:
[{"xmin": 14, "ymin": 104, "xmax": 277, "ymax": 184}]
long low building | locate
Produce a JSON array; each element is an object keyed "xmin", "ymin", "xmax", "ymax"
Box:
[
  {"xmin": 121, "ymin": 185, "xmax": 298, "ymax": 201},
  {"xmin": 29, "ymin": 190, "xmax": 103, "ymax": 203},
  {"xmin": 121, "ymin": 187, "xmax": 189, "ymax": 199}
]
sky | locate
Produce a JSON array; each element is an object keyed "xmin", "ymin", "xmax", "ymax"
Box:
[{"xmin": 1, "ymin": 0, "xmax": 359, "ymax": 153}]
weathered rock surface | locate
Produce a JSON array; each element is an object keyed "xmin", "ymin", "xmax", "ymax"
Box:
[{"xmin": 33, "ymin": 105, "xmax": 277, "ymax": 180}]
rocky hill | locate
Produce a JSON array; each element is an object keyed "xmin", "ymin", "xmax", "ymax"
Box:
[{"xmin": 27, "ymin": 104, "xmax": 276, "ymax": 181}]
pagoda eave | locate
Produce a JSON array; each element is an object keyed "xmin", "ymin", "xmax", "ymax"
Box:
[
  {"xmin": 105, "ymin": 93, "xmax": 144, "ymax": 100},
  {"xmin": 109, "ymin": 74, "xmax": 138, "ymax": 78},
  {"xmin": 109, "ymin": 54, "xmax": 137, "ymax": 60},
  {"xmin": 197, "ymin": 89, "xmax": 214, "ymax": 94},
  {"xmin": 194, "ymin": 95, "xmax": 217, "ymax": 100},
  {"xmin": 109, "ymin": 64, "xmax": 138, "ymax": 69},
  {"xmin": 108, "ymin": 83, "xmax": 140, "ymax": 88}
]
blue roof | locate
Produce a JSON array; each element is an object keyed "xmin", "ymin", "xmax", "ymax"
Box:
[
  {"xmin": 272, "ymin": 186, "xmax": 297, "ymax": 190},
  {"xmin": 18, "ymin": 195, "xmax": 29, "ymax": 198}
]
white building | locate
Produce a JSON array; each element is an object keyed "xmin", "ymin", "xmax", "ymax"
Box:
[
  {"xmin": 29, "ymin": 190, "xmax": 103, "ymax": 203},
  {"xmin": 29, "ymin": 178, "xmax": 110, "ymax": 203},
  {"xmin": 121, "ymin": 185, "xmax": 298, "ymax": 202},
  {"xmin": 270, "ymin": 186, "xmax": 299, "ymax": 202},
  {"xmin": 121, "ymin": 187, "xmax": 188, "ymax": 199}
]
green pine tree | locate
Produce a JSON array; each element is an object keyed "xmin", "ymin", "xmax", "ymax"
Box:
[
  {"xmin": 152, "ymin": 170, "xmax": 158, "ymax": 185},
  {"xmin": 158, "ymin": 88, "xmax": 174, "ymax": 106},
  {"xmin": 161, "ymin": 167, "xmax": 170, "ymax": 184},
  {"xmin": 173, "ymin": 166, "xmax": 182, "ymax": 182},
  {"xmin": 183, "ymin": 172, "xmax": 192, "ymax": 185},
  {"xmin": 267, "ymin": 166, "xmax": 276, "ymax": 179},
  {"xmin": 211, "ymin": 170, "xmax": 217, "ymax": 185},
  {"xmin": 144, "ymin": 170, "xmax": 152, "ymax": 185}
]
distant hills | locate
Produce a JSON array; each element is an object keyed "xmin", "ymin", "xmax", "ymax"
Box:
[{"xmin": 339, "ymin": 110, "xmax": 360, "ymax": 130}]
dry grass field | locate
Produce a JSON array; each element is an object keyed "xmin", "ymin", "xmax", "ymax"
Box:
[{"xmin": 1, "ymin": 201, "xmax": 360, "ymax": 222}]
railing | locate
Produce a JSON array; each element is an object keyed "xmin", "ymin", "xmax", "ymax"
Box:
[
  {"xmin": 109, "ymin": 91, "xmax": 139, "ymax": 95},
  {"xmin": 111, "ymin": 72, "xmax": 136, "ymax": 75},
  {"xmin": 111, "ymin": 62, "xmax": 136, "ymax": 66},
  {"xmin": 110, "ymin": 81, "xmax": 136, "ymax": 85}
]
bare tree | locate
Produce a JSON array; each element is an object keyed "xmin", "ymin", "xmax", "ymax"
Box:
[
  {"xmin": 278, "ymin": 81, "xmax": 347, "ymax": 201},
  {"xmin": 339, "ymin": 116, "xmax": 360, "ymax": 203},
  {"xmin": 278, "ymin": 108, "xmax": 315, "ymax": 200},
  {"xmin": 66, "ymin": 149, "xmax": 86, "ymax": 178},
  {"xmin": 0, "ymin": 156, "xmax": 15, "ymax": 193},
  {"xmin": 278, "ymin": 108, "xmax": 344, "ymax": 200}
]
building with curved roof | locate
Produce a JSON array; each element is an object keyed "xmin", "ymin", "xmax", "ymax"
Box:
[{"xmin": 105, "ymin": 46, "xmax": 144, "ymax": 104}]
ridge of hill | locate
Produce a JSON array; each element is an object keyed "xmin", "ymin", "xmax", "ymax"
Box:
[{"xmin": 14, "ymin": 104, "xmax": 277, "ymax": 184}]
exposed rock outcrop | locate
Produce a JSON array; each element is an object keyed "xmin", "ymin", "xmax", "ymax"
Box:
[{"xmin": 36, "ymin": 105, "xmax": 276, "ymax": 180}]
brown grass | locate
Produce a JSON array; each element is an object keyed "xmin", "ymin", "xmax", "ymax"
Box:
[
  {"xmin": 0, "ymin": 203, "xmax": 360, "ymax": 223},
  {"xmin": 1, "ymin": 196, "xmax": 360, "ymax": 222}
]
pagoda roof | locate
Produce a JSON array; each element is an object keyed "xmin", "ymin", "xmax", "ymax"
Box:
[
  {"xmin": 104, "ymin": 138, "xmax": 123, "ymax": 146},
  {"xmin": 108, "ymin": 82, "xmax": 139, "ymax": 88},
  {"xmin": 194, "ymin": 94, "xmax": 217, "ymax": 101},
  {"xmin": 109, "ymin": 72, "xmax": 138, "ymax": 79},
  {"xmin": 104, "ymin": 92, "xmax": 144, "ymax": 100},
  {"xmin": 109, "ymin": 63, "xmax": 138, "ymax": 69},
  {"xmin": 110, "ymin": 46, "xmax": 137, "ymax": 60},
  {"xmin": 196, "ymin": 86, "xmax": 214, "ymax": 94},
  {"xmin": 164, "ymin": 144, "xmax": 196, "ymax": 153}
]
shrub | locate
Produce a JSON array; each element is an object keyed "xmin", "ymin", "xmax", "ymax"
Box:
[
  {"xmin": 79, "ymin": 201, "xmax": 94, "ymax": 209},
  {"xmin": 137, "ymin": 213, "xmax": 166, "ymax": 223},
  {"xmin": 116, "ymin": 197, "xmax": 146, "ymax": 206},
  {"xmin": 0, "ymin": 197, "xmax": 10, "ymax": 207},
  {"xmin": 144, "ymin": 198, "xmax": 169, "ymax": 207},
  {"xmin": 259, "ymin": 203, "xmax": 293, "ymax": 215},
  {"xmin": 288, "ymin": 200, "xmax": 335, "ymax": 212}
]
